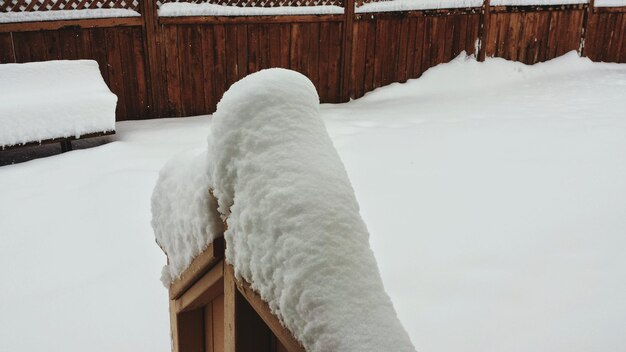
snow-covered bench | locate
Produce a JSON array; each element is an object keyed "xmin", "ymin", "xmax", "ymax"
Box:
[{"xmin": 0, "ymin": 60, "xmax": 117, "ymax": 152}]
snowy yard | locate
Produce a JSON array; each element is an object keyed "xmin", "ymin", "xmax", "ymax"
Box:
[{"xmin": 1, "ymin": 52, "xmax": 626, "ymax": 351}]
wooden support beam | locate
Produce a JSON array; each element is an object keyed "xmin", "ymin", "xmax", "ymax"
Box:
[
  {"xmin": 478, "ymin": 0, "xmax": 491, "ymax": 61},
  {"xmin": 169, "ymin": 237, "xmax": 225, "ymax": 300},
  {"xmin": 223, "ymin": 262, "xmax": 237, "ymax": 352},
  {"xmin": 176, "ymin": 260, "xmax": 225, "ymax": 313}
]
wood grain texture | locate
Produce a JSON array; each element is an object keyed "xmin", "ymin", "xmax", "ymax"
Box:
[
  {"xmin": 584, "ymin": 10, "xmax": 626, "ymax": 63},
  {"xmin": 484, "ymin": 7, "xmax": 585, "ymax": 64}
]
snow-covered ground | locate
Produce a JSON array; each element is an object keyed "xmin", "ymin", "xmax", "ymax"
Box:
[{"xmin": 1, "ymin": 52, "xmax": 625, "ymax": 352}]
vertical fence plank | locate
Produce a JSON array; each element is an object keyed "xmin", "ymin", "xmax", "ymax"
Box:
[
  {"xmin": 308, "ymin": 22, "xmax": 320, "ymax": 90},
  {"xmin": 340, "ymin": 0, "xmax": 355, "ymax": 102},
  {"xmin": 163, "ymin": 25, "xmax": 182, "ymax": 117},
  {"xmin": 200, "ymin": 25, "xmax": 216, "ymax": 113},
  {"xmin": 405, "ymin": 17, "xmax": 417, "ymax": 79},
  {"xmin": 364, "ymin": 18, "xmax": 376, "ymax": 93},
  {"xmin": 119, "ymin": 27, "xmax": 139, "ymax": 119},
  {"xmin": 328, "ymin": 22, "xmax": 343, "ymax": 102},
  {"xmin": 319, "ymin": 21, "xmax": 331, "ymax": 101},
  {"xmin": 213, "ymin": 24, "xmax": 227, "ymax": 106},
  {"xmin": 351, "ymin": 18, "xmax": 366, "ymax": 98},
  {"xmin": 224, "ymin": 25, "xmax": 239, "ymax": 90},
  {"xmin": 0, "ymin": 33, "xmax": 16, "ymax": 63},
  {"xmin": 140, "ymin": 0, "xmax": 162, "ymax": 118}
]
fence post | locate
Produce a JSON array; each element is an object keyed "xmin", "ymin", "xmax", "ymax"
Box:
[
  {"xmin": 340, "ymin": 0, "xmax": 356, "ymax": 102},
  {"xmin": 140, "ymin": 0, "xmax": 165, "ymax": 118},
  {"xmin": 579, "ymin": 0, "xmax": 594, "ymax": 57},
  {"xmin": 478, "ymin": 0, "xmax": 490, "ymax": 61}
]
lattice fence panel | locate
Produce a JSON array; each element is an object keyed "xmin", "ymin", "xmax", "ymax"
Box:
[
  {"xmin": 0, "ymin": 0, "xmax": 140, "ymax": 12},
  {"xmin": 156, "ymin": 0, "xmax": 344, "ymax": 8}
]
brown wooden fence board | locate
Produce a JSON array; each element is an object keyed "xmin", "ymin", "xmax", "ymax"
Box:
[
  {"xmin": 200, "ymin": 25, "xmax": 216, "ymax": 112},
  {"xmin": 585, "ymin": 11, "xmax": 626, "ymax": 62},
  {"xmin": 237, "ymin": 24, "xmax": 250, "ymax": 80},
  {"xmin": 105, "ymin": 29, "xmax": 129, "ymax": 119},
  {"xmin": 247, "ymin": 23, "xmax": 260, "ymax": 73},
  {"xmin": 163, "ymin": 25, "xmax": 182, "ymax": 116},
  {"xmin": 0, "ymin": 33, "xmax": 16, "ymax": 63},
  {"xmin": 119, "ymin": 27, "xmax": 139, "ymax": 119},
  {"xmin": 212, "ymin": 24, "xmax": 228, "ymax": 107},
  {"xmin": 485, "ymin": 8, "xmax": 584, "ymax": 64},
  {"xmin": 318, "ymin": 21, "xmax": 331, "ymax": 101},
  {"xmin": 326, "ymin": 22, "xmax": 342, "ymax": 102}
]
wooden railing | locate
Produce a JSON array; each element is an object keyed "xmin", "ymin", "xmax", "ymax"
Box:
[{"xmin": 1, "ymin": 0, "xmax": 624, "ymax": 120}]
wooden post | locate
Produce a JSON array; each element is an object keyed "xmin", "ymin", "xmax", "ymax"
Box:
[
  {"xmin": 223, "ymin": 264, "xmax": 237, "ymax": 352},
  {"xmin": 579, "ymin": 0, "xmax": 594, "ymax": 57},
  {"xmin": 340, "ymin": 0, "xmax": 356, "ymax": 102},
  {"xmin": 139, "ymin": 0, "xmax": 166, "ymax": 118},
  {"xmin": 478, "ymin": 0, "xmax": 491, "ymax": 61}
]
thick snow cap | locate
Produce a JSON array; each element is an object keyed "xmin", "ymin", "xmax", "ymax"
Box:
[{"xmin": 209, "ymin": 68, "xmax": 416, "ymax": 352}]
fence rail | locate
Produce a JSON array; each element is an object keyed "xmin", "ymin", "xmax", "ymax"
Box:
[{"xmin": 1, "ymin": 0, "xmax": 625, "ymax": 120}]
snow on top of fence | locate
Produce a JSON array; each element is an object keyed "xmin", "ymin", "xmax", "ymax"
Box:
[
  {"xmin": 158, "ymin": 2, "xmax": 343, "ymax": 16},
  {"xmin": 152, "ymin": 68, "xmax": 416, "ymax": 352},
  {"xmin": 0, "ymin": 8, "xmax": 139, "ymax": 23},
  {"xmin": 490, "ymin": 0, "xmax": 588, "ymax": 5},
  {"xmin": 594, "ymin": 0, "xmax": 626, "ymax": 6},
  {"xmin": 156, "ymin": 0, "xmax": 343, "ymax": 9},
  {"xmin": 0, "ymin": 0, "xmax": 139, "ymax": 12},
  {"xmin": 356, "ymin": 0, "xmax": 482, "ymax": 12}
]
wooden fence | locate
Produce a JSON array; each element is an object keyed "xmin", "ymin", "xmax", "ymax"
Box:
[{"xmin": 1, "ymin": 0, "xmax": 624, "ymax": 120}]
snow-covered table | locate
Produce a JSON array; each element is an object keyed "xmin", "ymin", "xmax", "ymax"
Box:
[{"xmin": 0, "ymin": 60, "xmax": 117, "ymax": 151}]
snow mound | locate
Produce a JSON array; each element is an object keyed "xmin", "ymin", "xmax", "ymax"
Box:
[
  {"xmin": 0, "ymin": 60, "xmax": 116, "ymax": 148},
  {"xmin": 210, "ymin": 69, "xmax": 416, "ymax": 351},
  {"xmin": 151, "ymin": 148, "xmax": 223, "ymax": 286},
  {"xmin": 152, "ymin": 68, "xmax": 416, "ymax": 351}
]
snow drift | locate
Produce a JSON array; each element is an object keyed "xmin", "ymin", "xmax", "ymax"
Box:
[{"xmin": 152, "ymin": 68, "xmax": 416, "ymax": 352}]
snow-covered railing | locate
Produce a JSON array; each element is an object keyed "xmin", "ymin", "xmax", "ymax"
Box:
[{"xmin": 152, "ymin": 69, "xmax": 416, "ymax": 352}]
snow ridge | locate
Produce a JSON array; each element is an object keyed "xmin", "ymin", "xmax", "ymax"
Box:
[{"xmin": 208, "ymin": 68, "xmax": 415, "ymax": 352}]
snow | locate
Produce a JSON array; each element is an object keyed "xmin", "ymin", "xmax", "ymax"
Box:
[
  {"xmin": 594, "ymin": 0, "xmax": 626, "ymax": 6},
  {"xmin": 200, "ymin": 68, "xmax": 414, "ymax": 351},
  {"xmin": 0, "ymin": 60, "xmax": 116, "ymax": 148},
  {"xmin": 0, "ymin": 9, "xmax": 140, "ymax": 23},
  {"xmin": 490, "ymin": 0, "xmax": 587, "ymax": 5},
  {"xmin": 151, "ymin": 148, "xmax": 222, "ymax": 286},
  {"xmin": 158, "ymin": 3, "xmax": 343, "ymax": 17},
  {"xmin": 2, "ymin": 52, "xmax": 626, "ymax": 351},
  {"xmin": 356, "ymin": 0, "xmax": 482, "ymax": 13}
]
